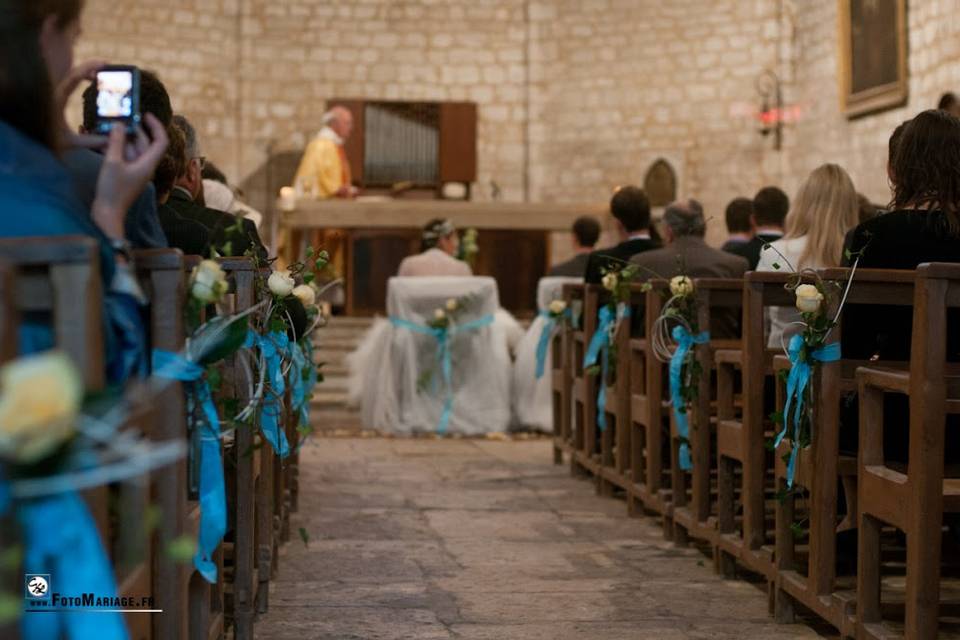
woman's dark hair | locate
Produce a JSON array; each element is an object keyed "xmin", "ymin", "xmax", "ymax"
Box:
[
  {"xmin": 890, "ymin": 109, "xmax": 960, "ymax": 235},
  {"xmin": 0, "ymin": 0, "xmax": 84, "ymax": 151},
  {"xmin": 939, "ymin": 92, "xmax": 958, "ymax": 111},
  {"xmin": 420, "ymin": 218, "xmax": 454, "ymax": 252},
  {"xmin": 153, "ymin": 123, "xmax": 187, "ymax": 203}
]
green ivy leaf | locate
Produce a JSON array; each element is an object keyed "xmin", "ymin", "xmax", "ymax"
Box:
[{"xmin": 298, "ymin": 527, "xmax": 310, "ymax": 547}]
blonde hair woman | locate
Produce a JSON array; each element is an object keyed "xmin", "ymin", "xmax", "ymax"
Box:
[{"xmin": 757, "ymin": 163, "xmax": 860, "ymax": 347}]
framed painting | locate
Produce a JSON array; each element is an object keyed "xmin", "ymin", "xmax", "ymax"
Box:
[{"xmin": 838, "ymin": 0, "xmax": 908, "ymax": 118}]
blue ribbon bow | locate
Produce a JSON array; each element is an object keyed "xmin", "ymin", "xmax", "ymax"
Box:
[
  {"xmin": 535, "ymin": 308, "xmax": 572, "ymax": 379},
  {"xmin": 583, "ymin": 304, "xmax": 630, "ymax": 431},
  {"xmin": 153, "ymin": 349, "xmax": 226, "ymax": 584},
  {"xmin": 775, "ymin": 335, "xmax": 841, "ymax": 487},
  {"xmin": 390, "ymin": 313, "xmax": 495, "ymax": 434},
  {"xmin": 15, "ymin": 491, "xmax": 129, "ymax": 639},
  {"xmin": 669, "ymin": 325, "xmax": 710, "ymax": 471},
  {"xmin": 244, "ymin": 331, "xmax": 291, "ymax": 458}
]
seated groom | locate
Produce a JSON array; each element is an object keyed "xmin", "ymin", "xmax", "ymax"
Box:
[
  {"xmin": 584, "ymin": 186, "xmax": 658, "ymax": 283},
  {"xmin": 631, "ymin": 198, "xmax": 748, "ymax": 336}
]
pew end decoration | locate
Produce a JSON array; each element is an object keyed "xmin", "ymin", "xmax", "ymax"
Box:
[
  {"xmin": 651, "ymin": 274, "xmax": 708, "ymax": 472},
  {"xmin": 0, "ymin": 351, "xmax": 185, "ymax": 634},
  {"xmin": 534, "ymin": 297, "xmax": 577, "ymax": 380},
  {"xmin": 583, "ymin": 263, "xmax": 642, "ymax": 431},
  {"xmin": 458, "ymin": 228, "xmax": 479, "ymax": 268}
]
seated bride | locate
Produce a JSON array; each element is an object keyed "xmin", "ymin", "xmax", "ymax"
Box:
[{"xmin": 347, "ymin": 219, "xmax": 521, "ymax": 435}]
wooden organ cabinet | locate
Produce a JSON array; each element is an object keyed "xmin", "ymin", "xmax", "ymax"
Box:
[{"xmin": 320, "ymin": 99, "xmax": 550, "ymax": 317}]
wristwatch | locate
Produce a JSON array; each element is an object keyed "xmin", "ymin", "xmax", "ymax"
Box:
[{"xmin": 109, "ymin": 237, "xmax": 133, "ymax": 262}]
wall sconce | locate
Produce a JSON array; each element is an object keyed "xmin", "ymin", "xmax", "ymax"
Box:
[{"xmin": 756, "ymin": 70, "xmax": 783, "ymax": 151}]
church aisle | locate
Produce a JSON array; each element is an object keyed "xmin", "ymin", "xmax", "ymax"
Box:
[{"xmin": 255, "ymin": 438, "xmax": 826, "ymax": 639}]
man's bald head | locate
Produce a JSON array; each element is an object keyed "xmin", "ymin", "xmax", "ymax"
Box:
[
  {"xmin": 663, "ymin": 198, "xmax": 706, "ymax": 239},
  {"xmin": 324, "ymin": 106, "xmax": 354, "ymax": 140}
]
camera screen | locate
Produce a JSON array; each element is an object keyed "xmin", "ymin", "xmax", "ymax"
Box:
[{"xmin": 96, "ymin": 70, "xmax": 134, "ymax": 118}]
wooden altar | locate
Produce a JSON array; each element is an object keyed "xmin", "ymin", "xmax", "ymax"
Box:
[{"xmin": 280, "ymin": 199, "xmax": 605, "ymax": 317}]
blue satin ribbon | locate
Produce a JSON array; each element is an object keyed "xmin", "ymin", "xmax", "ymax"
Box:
[
  {"xmin": 775, "ymin": 335, "xmax": 841, "ymax": 487},
  {"xmin": 244, "ymin": 331, "xmax": 291, "ymax": 458},
  {"xmin": 15, "ymin": 491, "xmax": 129, "ymax": 639},
  {"xmin": 669, "ymin": 325, "xmax": 710, "ymax": 471},
  {"xmin": 535, "ymin": 308, "xmax": 572, "ymax": 379},
  {"xmin": 153, "ymin": 349, "xmax": 225, "ymax": 584},
  {"xmin": 390, "ymin": 314, "xmax": 495, "ymax": 434},
  {"xmin": 583, "ymin": 304, "xmax": 630, "ymax": 432}
]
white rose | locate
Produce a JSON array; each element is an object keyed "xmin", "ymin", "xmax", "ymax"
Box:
[
  {"xmin": 795, "ymin": 284, "xmax": 824, "ymax": 314},
  {"xmin": 548, "ymin": 299, "xmax": 567, "ymax": 315},
  {"xmin": 190, "ymin": 259, "xmax": 228, "ymax": 303},
  {"xmin": 0, "ymin": 352, "xmax": 82, "ymax": 463},
  {"xmin": 268, "ymin": 269, "xmax": 295, "ymax": 297},
  {"xmin": 670, "ymin": 275, "xmax": 694, "ymax": 297},
  {"xmin": 445, "ymin": 298, "xmax": 458, "ymax": 312},
  {"xmin": 434, "ymin": 308, "xmax": 447, "ymax": 321},
  {"xmin": 601, "ymin": 273, "xmax": 618, "ymax": 292},
  {"xmin": 292, "ymin": 284, "xmax": 316, "ymax": 307}
]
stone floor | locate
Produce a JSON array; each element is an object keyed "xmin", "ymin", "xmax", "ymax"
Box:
[{"xmin": 255, "ymin": 437, "xmax": 829, "ymax": 639}]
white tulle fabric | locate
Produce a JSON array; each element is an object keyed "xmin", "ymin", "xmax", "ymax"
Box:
[
  {"xmin": 512, "ymin": 276, "xmax": 582, "ymax": 431},
  {"xmin": 347, "ymin": 277, "xmax": 512, "ymax": 435}
]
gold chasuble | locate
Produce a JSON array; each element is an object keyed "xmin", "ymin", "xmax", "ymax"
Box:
[{"xmin": 293, "ymin": 127, "xmax": 352, "ymax": 279}]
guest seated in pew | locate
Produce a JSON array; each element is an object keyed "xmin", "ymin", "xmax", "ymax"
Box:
[
  {"xmin": 153, "ymin": 119, "xmax": 212, "ymax": 256},
  {"xmin": 0, "ymin": 0, "xmax": 168, "ymax": 382},
  {"xmin": 547, "ymin": 215, "xmax": 600, "ymax": 277},
  {"xmin": 631, "ymin": 198, "xmax": 748, "ymax": 337},
  {"xmin": 203, "ymin": 161, "xmax": 264, "ymax": 229},
  {"xmin": 721, "ymin": 197, "xmax": 755, "ymax": 254},
  {"xmin": 842, "ymin": 109, "xmax": 960, "ymax": 461},
  {"xmin": 63, "ymin": 69, "xmax": 169, "ymax": 250},
  {"xmin": 757, "ymin": 164, "xmax": 859, "ymax": 348},
  {"xmin": 165, "ymin": 114, "xmax": 267, "ymax": 259},
  {"xmin": 727, "ymin": 186, "xmax": 789, "ymax": 270},
  {"xmin": 583, "ymin": 186, "xmax": 659, "ymax": 283},
  {"xmin": 398, "ymin": 218, "xmax": 473, "ymax": 277}
]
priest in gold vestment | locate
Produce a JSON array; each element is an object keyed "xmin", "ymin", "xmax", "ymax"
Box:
[{"xmin": 293, "ymin": 106, "xmax": 358, "ymax": 282}]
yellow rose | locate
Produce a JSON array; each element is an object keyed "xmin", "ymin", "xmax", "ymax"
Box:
[
  {"xmin": 434, "ymin": 308, "xmax": 447, "ymax": 321},
  {"xmin": 292, "ymin": 284, "xmax": 316, "ymax": 307},
  {"xmin": 670, "ymin": 275, "xmax": 694, "ymax": 297},
  {"xmin": 0, "ymin": 352, "xmax": 82, "ymax": 464},
  {"xmin": 268, "ymin": 269, "xmax": 295, "ymax": 297},
  {"xmin": 795, "ymin": 284, "xmax": 824, "ymax": 314},
  {"xmin": 190, "ymin": 259, "xmax": 228, "ymax": 304},
  {"xmin": 601, "ymin": 273, "xmax": 618, "ymax": 292},
  {"xmin": 548, "ymin": 299, "xmax": 567, "ymax": 315},
  {"xmin": 445, "ymin": 298, "xmax": 459, "ymax": 312}
]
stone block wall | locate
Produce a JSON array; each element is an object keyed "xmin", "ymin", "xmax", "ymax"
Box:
[{"xmin": 71, "ymin": 0, "xmax": 960, "ymax": 253}]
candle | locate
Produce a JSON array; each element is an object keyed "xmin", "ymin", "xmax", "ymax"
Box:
[{"xmin": 279, "ymin": 186, "xmax": 296, "ymax": 212}]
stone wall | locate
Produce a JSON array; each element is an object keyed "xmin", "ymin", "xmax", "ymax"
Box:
[{"xmin": 72, "ymin": 0, "xmax": 960, "ymax": 252}]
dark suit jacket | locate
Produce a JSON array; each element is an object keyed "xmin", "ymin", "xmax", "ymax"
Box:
[
  {"xmin": 62, "ymin": 147, "xmax": 168, "ymax": 249},
  {"xmin": 157, "ymin": 202, "xmax": 212, "ymax": 257},
  {"xmin": 547, "ymin": 252, "xmax": 590, "ymax": 278},
  {"xmin": 631, "ymin": 236, "xmax": 748, "ymax": 338},
  {"xmin": 584, "ymin": 236, "xmax": 659, "ymax": 284},
  {"xmin": 721, "ymin": 238, "xmax": 750, "ymax": 254},
  {"xmin": 725, "ymin": 231, "xmax": 783, "ymax": 270},
  {"xmin": 167, "ymin": 188, "xmax": 267, "ymax": 259}
]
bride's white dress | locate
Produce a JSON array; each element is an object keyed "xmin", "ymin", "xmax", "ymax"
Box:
[
  {"xmin": 347, "ymin": 277, "xmax": 513, "ymax": 435},
  {"xmin": 512, "ymin": 276, "xmax": 582, "ymax": 432}
]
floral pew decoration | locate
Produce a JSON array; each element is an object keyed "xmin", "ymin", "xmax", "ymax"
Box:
[
  {"xmin": 391, "ymin": 294, "xmax": 493, "ymax": 434},
  {"xmin": 583, "ymin": 264, "xmax": 638, "ymax": 431},
  {"xmin": 0, "ymin": 352, "xmax": 185, "ymax": 639},
  {"xmin": 534, "ymin": 298, "xmax": 577, "ymax": 380},
  {"xmin": 650, "ymin": 275, "xmax": 709, "ymax": 471}
]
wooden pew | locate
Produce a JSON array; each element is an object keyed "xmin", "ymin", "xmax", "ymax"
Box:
[
  {"xmin": 714, "ymin": 271, "xmax": 793, "ymax": 586},
  {"xmin": 771, "ymin": 269, "xmax": 915, "ymax": 636},
  {"xmin": 0, "ymin": 236, "xmax": 152, "ymax": 638},
  {"xmin": 596, "ymin": 285, "xmax": 633, "ymax": 497},
  {"xmin": 0, "ymin": 262, "xmax": 19, "ymax": 640},
  {"xmin": 627, "ymin": 281, "xmax": 672, "ymax": 528},
  {"xmin": 569, "ymin": 284, "xmax": 599, "ymax": 478},
  {"xmin": 670, "ymin": 278, "xmax": 743, "ymax": 547},
  {"xmin": 556, "ymin": 283, "xmax": 586, "ymax": 465},
  {"xmin": 855, "ymin": 263, "xmax": 960, "ymax": 639},
  {"xmin": 139, "ymin": 251, "xmax": 225, "ymax": 640},
  {"xmin": 215, "ymin": 257, "xmax": 270, "ymax": 640}
]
